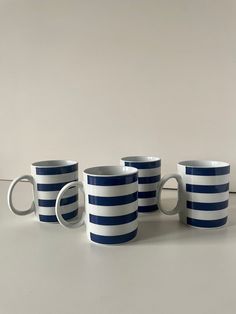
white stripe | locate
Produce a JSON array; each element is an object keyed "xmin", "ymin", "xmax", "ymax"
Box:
[
  {"xmin": 38, "ymin": 202, "xmax": 78, "ymax": 215},
  {"xmin": 183, "ymin": 174, "xmax": 229, "ymax": 185},
  {"xmin": 187, "ymin": 208, "xmax": 228, "ymax": 220},
  {"xmin": 86, "ymin": 200, "xmax": 138, "ymax": 217},
  {"xmin": 87, "ymin": 219, "xmax": 138, "ymax": 236},
  {"xmin": 138, "ymin": 167, "xmax": 161, "ymax": 178},
  {"xmin": 37, "ymin": 187, "xmax": 77, "ymax": 200},
  {"xmin": 186, "ymin": 191, "xmax": 229, "ymax": 203},
  {"xmin": 138, "ymin": 197, "xmax": 157, "ymax": 206},
  {"xmin": 138, "ymin": 183, "xmax": 157, "ymax": 192},
  {"xmin": 86, "ymin": 182, "xmax": 137, "ymax": 197},
  {"xmin": 34, "ymin": 172, "xmax": 78, "ymax": 184}
]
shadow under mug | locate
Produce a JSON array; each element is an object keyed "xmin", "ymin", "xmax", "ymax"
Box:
[
  {"xmin": 55, "ymin": 166, "xmax": 139, "ymax": 245},
  {"xmin": 7, "ymin": 160, "xmax": 79, "ymax": 223},
  {"xmin": 157, "ymin": 160, "xmax": 230, "ymax": 228}
]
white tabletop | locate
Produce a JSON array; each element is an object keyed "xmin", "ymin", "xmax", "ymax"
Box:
[{"xmin": 0, "ymin": 180, "xmax": 235, "ymax": 314}]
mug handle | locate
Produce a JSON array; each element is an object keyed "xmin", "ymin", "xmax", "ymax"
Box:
[
  {"xmin": 7, "ymin": 175, "xmax": 36, "ymax": 215},
  {"xmin": 157, "ymin": 174, "xmax": 185, "ymax": 215},
  {"xmin": 55, "ymin": 181, "xmax": 85, "ymax": 228}
]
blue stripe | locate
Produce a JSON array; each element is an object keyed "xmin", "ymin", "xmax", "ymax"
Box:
[
  {"xmin": 39, "ymin": 209, "xmax": 78, "ymax": 223},
  {"xmin": 90, "ymin": 228, "xmax": 137, "ymax": 244},
  {"xmin": 138, "ymin": 191, "xmax": 156, "ymax": 198},
  {"xmin": 88, "ymin": 192, "xmax": 137, "ymax": 206},
  {"xmin": 87, "ymin": 173, "xmax": 137, "ymax": 186},
  {"xmin": 138, "ymin": 204, "xmax": 158, "ymax": 212},
  {"xmin": 187, "ymin": 217, "xmax": 227, "ymax": 228},
  {"xmin": 38, "ymin": 194, "xmax": 78, "ymax": 207},
  {"xmin": 186, "ymin": 183, "xmax": 229, "ymax": 194},
  {"xmin": 187, "ymin": 200, "xmax": 229, "ymax": 211},
  {"xmin": 186, "ymin": 165, "xmax": 230, "ymax": 176},
  {"xmin": 36, "ymin": 164, "xmax": 78, "ymax": 175},
  {"xmin": 124, "ymin": 160, "xmax": 161, "ymax": 169},
  {"xmin": 37, "ymin": 181, "xmax": 77, "ymax": 191},
  {"xmin": 89, "ymin": 211, "xmax": 137, "ymax": 225},
  {"xmin": 138, "ymin": 175, "xmax": 160, "ymax": 184}
]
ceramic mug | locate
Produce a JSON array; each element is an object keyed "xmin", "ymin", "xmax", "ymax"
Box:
[
  {"xmin": 8, "ymin": 160, "xmax": 78, "ymax": 223},
  {"xmin": 120, "ymin": 156, "xmax": 161, "ymax": 212},
  {"xmin": 55, "ymin": 166, "xmax": 138, "ymax": 244},
  {"xmin": 157, "ymin": 160, "xmax": 230, "ymax": 228}
]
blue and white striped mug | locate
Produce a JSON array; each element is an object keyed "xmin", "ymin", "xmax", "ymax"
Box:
[
  {"xmin": 157, "ymin": 160, "xmax": 230, "ymax": 228},
  {"xmin": 55, "ymin": 166, "xmax": 138, "ymax": 245},
  {"xmin": 7, "ymin": 160, "xmax": 78, "ymax": 223},
  {"xmin": 120, "ymin": 156, "xmax": 161, "ymax": 212}
]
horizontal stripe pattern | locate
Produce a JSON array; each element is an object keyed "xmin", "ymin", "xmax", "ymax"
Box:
[
  {"xmin": 36, "ymin": 163, "xmax": 78, "ymax": 175},
  {"xmin": 124, "ymin": 160, "xmax": 161, "ymax": 169},
  {"xmin": 38, "ymin": 195, "xmax": 78, "ymax": 207},
  {"xmin": 186, "ymin": 183, "xmax": 229, "ymax": 194},
  {"xmin": 88, "ymin": 192, "xmax": 137, "ymax": 206},
  {"xmin": 37, "ymin": 182, "xmax": 75, "ymax": 191},
  {"xmin": 37, "ymin": 187, "xmax": 77, "ymax": 200},
  {"xmin": 89, "ymin": 211, "xmax": 137, "ymax": 225},
  {"xmin": 34, "ymin": 165, "xmax": 78, "ymax": 222},
  {"xmin": 39, "ymin": 209, "xmax": 78, "ymax": 223},
  {"xmin": 86, "ymin": 172, "xmax": 138, "ymax": 244},
  {"xmin": 187, "ymin": 200, "xmax": 229, "ymax": 211},
  {"xmin": 182, "ymin": 166, "xmax": 229, "ymax": 228},
  {"xmin": 138, "ymin": 191, "xmax": 156, "ymax": 198},
  {"xmin": 122, "ymin": 160, "xmax": 160, "ymax": 213},
  {"xmin": 90, "ymin": 228, "xmax": 137, "ymax": 245},
  {"xmin": 138, "ymin": 175, "xmax": 160, "ymax": 184},
  {"xmin": 87, "ymin": 173, "xmax": 137, "ymax": 186},
  {"xmin": 187, "ymin": 217, "xmax": 227, "ymax": 228},
  {"xmin": 185, "ymin": 165, "xmax": 230, "ymax": 176},
  {"xmin": 138, "ymin": 204, "xmax": 158, "ymax": 212}
]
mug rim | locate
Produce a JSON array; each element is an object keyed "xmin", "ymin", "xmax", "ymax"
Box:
[
  {"xmin": 178, "ymin": 160, "xmax": 229, "ymax": 168},
  {"xmin": 84, "ymin": 165, "xmax": 138, "ymax": 177},
  {"xmin": 32, "ymin": 160, "xmax": 78, "ymax": 168},
  {"xmin": 121, "ymin": 156, "xmax": 161, "ymax": 163}
]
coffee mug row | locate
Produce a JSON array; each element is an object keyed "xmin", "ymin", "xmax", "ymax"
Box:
[{"xmin": 7, "ymin": 156, "xmax": 230, "ymax": 245}]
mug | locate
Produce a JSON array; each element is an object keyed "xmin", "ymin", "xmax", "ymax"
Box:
[
  {"xmin": 157, "ymin": 160, "xmax": 230, "ymax": 228},
  {"xmin": 55, "ymin": 166, "xmax": 138, "ymax": 244},
  {"xmin": 120, "ymin": 156, "xmax": 161, "ymax": 212},
  {"xmin": 8, "ymin": 160, "xmax": 78, "ymax": 223}
]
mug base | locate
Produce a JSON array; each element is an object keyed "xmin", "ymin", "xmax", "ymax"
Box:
[
  {"xmin": 180, "ymin": 216, "xmax": 228, "ymax": 229},
  {"xmin": 88, "ymin": 228, "xmax": 138, "ymax": 245}
]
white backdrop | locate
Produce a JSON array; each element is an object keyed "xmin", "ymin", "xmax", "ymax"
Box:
[{"xmin": 0, "ymin": 0, "xmax": 235, "ymax": 190}]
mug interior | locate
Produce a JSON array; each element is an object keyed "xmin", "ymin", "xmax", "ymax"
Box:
[
  {"xmin": 121, "ymin": 156, "xmax": 160, "ymax": 163},
  {"xmin": 32, "ymin": 160, "xmax": 77, "ymax": 167},
  {"xmin": 178, "ymin": 160, "xmax": 229, "ymax": 168},
  {"xmin": 84, "ymin": 166, "xmax": 137, "ymax": 176}
]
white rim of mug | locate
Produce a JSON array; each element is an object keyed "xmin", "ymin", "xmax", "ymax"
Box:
[
  {"xmin": 178, "ymin": 160, "xmax": 229, "ymax": 168},
  {"xmin": 121, "ymin": 156, "xmax": 161, "ymax": 163},
  {"xmin": 84, "ymin": 166, "xmax": 138, "ymax": 177},
  {"xmin": 31, "ymin": 160, "xmax": 78, "ymax": 167}
]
